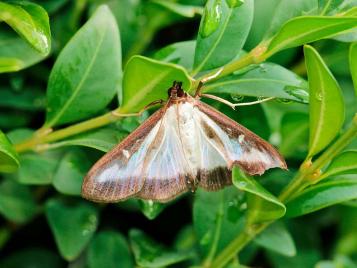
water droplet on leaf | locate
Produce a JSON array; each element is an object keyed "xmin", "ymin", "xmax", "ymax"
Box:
[
  {"xmin": 315, "ymin": 92, "xmax": 323, "ymax": 101},
  {"xmin": 231, "ymin": 94, "xmax": 244, "ymax": 102},
  {"xmin": 277, "ymin": 98, "xmax": 293, "ymax": 104},
  {"xmin": 200, "ymin": 0, "xmax": 222, "ymax": 38},
  {"xmin": 225, "ymin": 0, "xmax": 244, "ymax": 8}
]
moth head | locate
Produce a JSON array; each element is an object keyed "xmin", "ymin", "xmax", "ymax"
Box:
[{"xmin": 168, "ymin": 81, "xmax": 186, "ymax": 99}]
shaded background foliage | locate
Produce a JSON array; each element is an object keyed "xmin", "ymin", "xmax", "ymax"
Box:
[{"xmin": 0, "ymin": 0, "xmax": 356, "ymax": 267}]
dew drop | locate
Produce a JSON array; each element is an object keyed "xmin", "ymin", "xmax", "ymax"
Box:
[
  {"xmin": 230, "ymin": 94, "xmax": 244, "ymax": 102},
  {"xmin": 200, "ymin": 230, "xmax": 212, "ymax": 245},
  {"xmin": 225, "ymin": 0, "xmax": 244, "ymax": 8},
  {"xmin": 277, "ymin": 98, "xmax": 293, "ymax": 104},
  {"xmin": 315, "ymin": 92, "xmax": 323, "ymax": 101},
  {"xmin": 199, "ymin": 0, "xmax": 222, "ymax": 38},
  {"xmin": 259, "ymin": 64, "xmax": 267, "ymax": 73}
]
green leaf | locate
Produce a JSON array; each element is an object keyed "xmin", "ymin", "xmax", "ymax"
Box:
[
  {"xmin": 266, "ymin": 16, "xmax": 357, "ymax": 57},
  {"xmin": 204, "ymin": 63, "xmax": 309, "ymax": 103},
  {"xmin": 151, "ymin": 0, "xmax": 203, "ymax": 17},
  {"xmin": 87, "ymin": 231, "xmax": 133, "ymax": 268},
  {"xmin": 254, "ymin": 222, "xmax": 296, "ymax": 257},
  {"xmin": 0, "ymin": 87, "xmax": 45, "ymax": 111},
  {"xmin": 350, "ymin": 42, "xmax": 357, "ymax": 96},
  {"xmin": 233, "ymin": 167, "xmax": 286, "ymax": 223},
  {"xmin": 286, "ymin": 178, "xmax": 357, "ymax": 217},
  {"xmin": 0, "ymin": 1, "xmax": 51, "ymax": 54},
  {"xmin": 138, "ymin": 200, "xmax": 167, "ymax": 220},
  {"xmin": 321, "ymin": 150, "xmax": 357, "ymax": 179},
  {"xmin": 154, "ymin": 40, "xmax": 196, "ymax": 70},
  {"xmin": 48, "ymin": 127, "xmax": 126, "ymax": 152},
  {"xmin": 16, "ymin": 151, "xmax": 60, "ymax": 185},
  {"xmin": 0, "ymin": 130, "xmax": 19, "ymax": 173},
  {"xmin": 0, "ymin": 248, "xmax": 63, "ymax": 268},
  {"xmin": 120, "ymin": 55, "xmax": 192, "ymax": 113},
  {"xmin": 129, "ymin": 229, "xmax": 193, "ymax": 268},
  {"xmin": 280, "ymin": 112, "xmax": 309, "ymax": 158},
  {"xmin": 264, "ymin": 0, "xmax": 318, "ymax": 38},
  {"xmin": 304, "ymin": 45, "xmax": 345, "ymax": 157},
  {"xmin": 0, "ymin": 179, "xmax": 37, "ymax": 223},
  {"xmin": 52, "ymin": 148, "xmax": 92, "ymax": 195},
  {"xmin": 0, "ymin": 30, "xmax": 48, "ymax": 73},
  {"xmin": 46, "ymin": 199, "xmax": 98, "ymax": 261},
  {"xmin": 45, "ymin": 5, "xmax": 121, "ymax": 127},
  {"xmin": 318, "ymin": 0, "xmax": 344, "ymax": 15},
  {"xmin": 193, "ymin": 0, "xmax": 253, "ymax": 72},
  {"xmin": 193, "ymin": 187, "xmax": 245, "ymax": 257}
]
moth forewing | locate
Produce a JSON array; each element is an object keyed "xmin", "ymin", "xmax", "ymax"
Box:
[{"xmin": 82, "ymin": 82, "xmax": 287, "ymax": 203}]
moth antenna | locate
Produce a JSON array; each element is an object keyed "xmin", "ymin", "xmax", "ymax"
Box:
[
  {"xmin": 194, "ymin": 81, "xmax": 204, "ymax": 98},
  {"xmin": 111, "ymin": 99, "xmax": 165, "ymax": 118},
  {"xmin": 200, "ymin": 94, "xmax": 275, "ymax": 110}
]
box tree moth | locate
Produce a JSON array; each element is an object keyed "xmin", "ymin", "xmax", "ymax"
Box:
[{"xmin": 82, "ymin": 81, "xmax": 287, "ymax": 203}]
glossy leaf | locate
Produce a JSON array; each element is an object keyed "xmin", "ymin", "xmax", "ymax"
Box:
[
  {"xmin": 0, "ymin": 179, "xmax": 37, "ymax": 223},
  {"xmin": 193, "ymin": 0, "xmax": 253, "ymax": 72},
  {"xmin": 138, "ymin": 200, "xmax": 167, "ymax": 220},
  {"xmin": 350, "ymin": 42, "xmax": 357, "ymax": 96},
  {"xmin": 16, "ymin": 151, "xmax": 60, "ymax": 185},
  {"xmin": 286, "ymin": 178, "xmax": 357, "ymax": 217},
  {"xmin": 318, "ymin": 0, "xmax": 344, "ymax": 15},
  {"xmin": 204, "ymin": 63, "xmax": 309, "ymax": 103},
  {"xmin": 0, "ymin": 130, "xmax": 19, "ymax": 173},
  {"xmin": 233, "ymin": 167, "xmax": 286, "ymax": 223},
  {"xmin": 52, "ymin": 149, "xmax": 92, "ymax": 195},
  {"xmin": 129, "ymin": 229, "xmax": 193, "ymax": 267},
  {"xmin": 45, "ymin": 5, "xmax": 121, "ymax": 127},
  {"xmin": 0, "ymin": 30, "xmax": 48, "ymax": 73},
  {"xmin": 45, "ymin": 199, "xmax": 98, "ymax": 261},
  {"xmin": 48, "ymin": 128, "xmax": 126, "ymax": 153},
  {"xmin": 321, "ymin": 150, "xmax": 357, "ymax": 179},
  {"xmin": 0, "ymin": 87, "xmax": 45, "ymax": 111},
  {"xmin": 304, "ymin": 45, "xmax": 345, "ymax": 157},
  {"xmin": 267, "ymin": 16, "xmax": 357, "ymax": 56},
  {"xmin": 0, "ymin": 1, "xmax": 51, "ymax": 54},
  {"xmin": 265, "ymin": 0, "xmax": 318, "ymax": 38},
  {"xmin": 280, "ymin": 112, "xmax": 309, "ymax": 158},
  {"xmin": 193, "ymin": 187, "xmax": 245, "ymax": 257},
  {"xmin": 87, "ymin": 231, "xmax": 133, "ymax": 268},
  {"xmin": 154, "ymin": 40, "xmax": 196, "ymax": 70},
  {"xmin": 121, "ymin": 55, "xmax": 192, "ymax": 113},
  {"xmin": 254, "ymin": 222, "xmax": 296, "ymax": 257},
  {"xmin": 151, "ymin": 0, "xmax": 203, "ymax": 17},
  {"xmin": 0, "ymin": 248, "xmax": 62, "ymax": 268}
]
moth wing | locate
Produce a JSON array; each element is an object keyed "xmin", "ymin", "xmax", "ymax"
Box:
[
  {"xmin": 135, "ymin": 106, "xmax": 191, "ymax": 201},
  {"xmin": 82, "ymin": 108, "xmax": 164, "ymax": 202},
  {"xmin": 194, "ymin": 101, "xmax": 287, "ymax": 176},
  {"xmin": 82, "ymin": 106, "xmax": 190, "ymax": 203}
]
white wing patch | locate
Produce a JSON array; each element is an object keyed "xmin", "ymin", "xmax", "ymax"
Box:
[{"xmin": 83, "ymin": 100, "xmax": 285, "ymax": 202}]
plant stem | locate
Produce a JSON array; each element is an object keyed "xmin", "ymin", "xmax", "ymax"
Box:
[
  {"xmin": 209, "ymin": 114, "xmax": 357, "ymax": 267},
  {"xmin": 193, "ymin": 43, "xmax": 268, "ymax": 88},
  {"xmin": 14, "ymin": 107, "xmax": 124, "ymax": 153},
  {"xmin": 210, "ymin": 223, "xmax": 268, "ymax": 268}
]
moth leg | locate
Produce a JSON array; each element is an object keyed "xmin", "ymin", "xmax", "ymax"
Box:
[
  {"xmin": 200, "ymin": 94, "xmax": 275, "ymax": 110},
  {"xmin": 111, "ymin": 99, "xmax": 165, "ymax": 118}
]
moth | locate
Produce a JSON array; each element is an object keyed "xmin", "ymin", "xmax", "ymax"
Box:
[{"xmin": 82, "ymin": 81, "xmax": 287, "ymax": 203}]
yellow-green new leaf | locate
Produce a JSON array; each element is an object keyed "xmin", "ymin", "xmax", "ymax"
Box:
[
  {"xmin": 266, "ymin": 16, "xmax": 357, "ymax": 57},
  {"xmin": 350, "ymin": 42, "xmax": 357, "ymax": 96},
  {"xmin": 321, "ymin": 150, "xmax": 357, "ymax": 179},
  {"xmin": 120, "ymin": 55, "xmax": 192, "ymax": 113},
  {"xmin": 0, "ymin": 1, "xmax": 51, "ymax": 55},
  {"xmin": 0, "ymin": 130, "xmax": 19, "ymax": 173},
  {"xmin": 233, "ymin": 167, "xmax": 285, "ymax": 223},
  {"xmin": 304, "ymin": 45, "xmax": 345, "ymax": 157}
]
